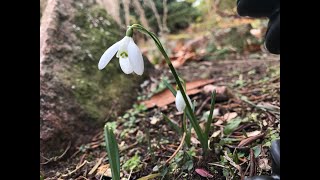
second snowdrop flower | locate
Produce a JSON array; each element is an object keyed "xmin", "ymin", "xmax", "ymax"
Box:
[{"xmin": 175, "ymin": 90, "xmax": 192, "ymax": 112}]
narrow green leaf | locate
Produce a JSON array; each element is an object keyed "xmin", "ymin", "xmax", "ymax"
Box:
[
  {"xmin": 104, "ymin": 124, "xmax": 120, "ymax": 180},
  {"xmin": 162, "ymin": 113, "xmax": 182, "ymax": 135},
  {"xmin": 205, "ymin": 90, "xmax": 216, "ymax": 140},
  {"xmin": 163, "ymin": 80, "xmax": 176, "ymax": 96},
  {"xmin": 232, "ymin": 150, "xmax": 239, "ymax": 164},
  {"xmin": 223, "ymin": 118, "xmax": 242, "ymax": 135},
  {"xmin": 137, "ymin": 173, "xmax": 161, "ymax": 180}
]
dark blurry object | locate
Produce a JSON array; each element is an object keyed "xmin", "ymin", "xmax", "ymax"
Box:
[
  {"xmin": 237, "ymin": 0, "xmax": 280, "ymax": 54},
  {"xmin": 245, "ymin": 139, "xmax": 280, "ymax": 180}
]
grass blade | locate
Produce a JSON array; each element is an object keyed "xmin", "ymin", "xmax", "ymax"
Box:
[
  {"xmin": 104, "ymin": 123, "xmax": 120, "ymax": 180},
  {"xmin": 162, "ymin": 113, "xmax": 182, "ymax": 135},
  {"xmin": 205, "ymin": 90, "xmax": 216, "ymax": 140},
  {"xmin": 163, "ymin": 80, "xmax": 176, "ymax": 96}
]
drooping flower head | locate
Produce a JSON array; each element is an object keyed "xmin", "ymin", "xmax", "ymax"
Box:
[
  {"xmin": 98, "ymin": 28, "xmax": 144, "ymax": 75},
  {"xmin": 175, "ymin": 81, "xmax": 192, "ymax": 112}
]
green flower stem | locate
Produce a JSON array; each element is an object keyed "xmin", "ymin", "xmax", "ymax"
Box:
[
  {"xmin": 130, "ymin": 24, "xmax": 207, "ymax": 151},
  {"xmin": 204, "ymin": 90, "xmax": 216, "ymax": 145}
]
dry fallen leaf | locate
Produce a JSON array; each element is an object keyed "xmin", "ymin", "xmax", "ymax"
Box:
[
  {"xmin": 88, "ymin": 158, "xmax": 103, "ymax": 175},
  {"xmin": 141, "ymin": 79, "xmax": 215, "ymax": 109},
  {"xmin": 190, "ymin": 137, "xmax": 200, "ymax": 145},
  {"xmin": 257, "ymin": 102, "xmax": 280, "ymax": 111},
  {"xmin": 222, "ymin": 112, "xmax": 238, "ymax": 122},
  {"xmin": 203, "ymin": 85, "xmax": 226, "ymax": 94},
  {"xmin": 238, "ymin": 133, "xmax": 265, "ymax": 147},
  {"xmin": 258, "ymin": 158, "xmax": 271, "ymax": 171},
  {"xmin": 213, "ymin": 108, "xmax": 220, "ymax": 117},
  {"xmin": 172, "ymin": 52, "xmax": 196, "ymax": 68},
  {"xmin": 214, "ymin": 119, "xmax": 224, "ymax": 126},
  {"xmin": 195, "ymin": 168, "xmax": 213, "ymax": 178},
  {"xmin": 96, "ymin": 164, "xmax": 111, "ymax": 178},
  {"xmin": 246, "ymin": 130, "xmax": 261, "ymax": 137},
  {"xmin": 211, "ymin": 130, "xmax": 221, "ymax": 138},
  {"xmin": 150, "ymin": 116, "xmax": 160, "ymax": 125}
]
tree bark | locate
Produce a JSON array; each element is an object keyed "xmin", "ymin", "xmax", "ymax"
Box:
[
  {"xmin": 97, "ymin": 0, "xmax": 122, "ymax": 27},
  {"xmin": 122, "ymin": 0, "xmax": 131, "ymax": 26},
  {"xmin": 145, "ymin": 0, "xmax": 164, "ymax": 34},
  {"xmin": 132, "ymin": 0, "xmax": 150, "ymax": 30}
]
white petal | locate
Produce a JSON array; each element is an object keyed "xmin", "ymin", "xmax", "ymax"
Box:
[
  {"xmin": 116, "ymin": 36, "xmax": 131, "ymax": 58},
  {"xmin": 175, "ymin": 90, "xmax": 186, "ymax": 112},
  {"xmin": 119, "ymin": 57, "xmax": 133, "ymax": 74},
  {"xmin": 98, "ymin": 41, "xmax": 121, "ymax": 70},
  {"xmin": 175, "ymin": 90, "xmax": 193, "ymax": 112},
  {"xmin": 128, "ymin": 38, "xmax": 144, "ymax": 75}
]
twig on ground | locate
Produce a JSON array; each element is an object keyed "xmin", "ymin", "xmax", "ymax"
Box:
[
  {"xmin": 41, "ymin": 141, "xmax": 71, "ymax": 165},
  {"xmin": 165, "ymin": 132, "xmax": 186, "ymax": 164},
  {"xmin": 249, "ymin": 149, "xmax": 256, "ymax": 177},
  {"xmin": 196, "ymin": 96, "xmax": 211, "ymax": 115},
  {"xmin": 60, "ymin": 160, "xmax": 88, "ymax": 178}
]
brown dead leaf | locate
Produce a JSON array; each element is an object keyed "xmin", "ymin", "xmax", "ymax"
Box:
[
  {"xmin": 258, "ymin": 158, "xmax": 271, "ymax": 171},
  {"xmin": 213, "ymin": 118, "xmax": 224, "ymax": 126},
  {"xmin": 257, "ymin": 102, "xmax": 280, "ymax": 111},
  {"xmin": 238, "ymin": 133, "xmax": 265, "ymax": 147},
  {"xmin": 150, "ymin": 116, "xmax": 160, "ymax": 125},
  {"xmin": 211, "ymin": 130, "xmax": 221, "ymax": 138},
  {"xmin": 246, "ymin": 130, "xmax": 261, "ymax": 137},
  {"xmin": 202, "ymin": 85, "xmax": 234, "ymax": 101},
  {"xmin": 222, "ymin": 112, "xmax": 238, "ymax": 122},
  {"xmin": 172, "ymin": 52, "xmax": 196, "ymax": 68},
  {"xmin": 203, "ymin": 85, "xmax": 226, "ymax": 94},
  {"xmin": 142, "ymin": 88, "xmax": 200, "ymax": 108},
  {"xmin": 195, "ymin": 168, "xmax": 214, "ymax": 178},
  {"xmin": 141, "ymin": 79, "xmax": 215, "ymax": 109},
  {"xmin": 96, "ymin": 164, "xmax": 111, "ymax": 178},
  {"xmin": 88, "ymin": 158, "xmax": 103, "ymax": 175},
  {"xmin": 186, "ymin": 79, "xmax": 215, "ymax": 90},
  {"xmin": 191, "ymin": 137, "xmax": 200, "ymax": 145}
]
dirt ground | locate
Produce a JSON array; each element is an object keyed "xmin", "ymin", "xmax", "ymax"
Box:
[{"xmin": 40, "ymin": 53, "xmax": 280, "ymax": 180}]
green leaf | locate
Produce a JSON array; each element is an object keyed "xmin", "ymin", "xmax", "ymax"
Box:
[
  {"xmin": 242, "ymin": 129, "xmax": 248, "ymax": 138},
  {"xmin": 105, "ymin": 122, "xmax": 117, "ymax": 132},
  {"xmin": 163, "ymin": 80, "xmax": 176, "ymax": 96},
  {"xmin": 205, "ymin": 90, "xmax": 216, "ymax": 140},
  {"xmin": 137, "ymin": 173, "xmax": 161, "ymax": 180},
  {"xmin": 252, "ymin": 145, "xmax": 261, "ymax": 158},
  {"xmin": 160, "ymin": 166, "xmax": 169, "ymax": 179},
  {"xmin": 123, "ymin": 154, "xmax": 140, "ymax": 171},
  {"xmin": 123, "ymin": 113, "xmax": 129, "ymax": 119},
  {"xmin": 182, "ymin": 160, "xmax": 194, "ymax": 171},
  {"xmin": 232, "ymin": 150, "xmax": 239, "ymax": 164},
  {"xmin": 223, "ymin": 118, "xmax": 242, "ymax": 135},
  {"xmin": 104, "ymin": 123, "xmax": 120, "ymax": 180},
  {"xmin": 162, "ymin": 113, "xmax": 182, "ymax": 135}
]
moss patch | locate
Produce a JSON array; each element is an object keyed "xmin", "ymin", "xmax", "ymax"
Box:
[{"xmin": 58, "ymin": 3, "xmax": 146, "ymax": 121}]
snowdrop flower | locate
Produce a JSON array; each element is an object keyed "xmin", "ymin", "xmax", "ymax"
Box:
[
  {"xmin": 175, "ymin": 90, "xmax": 192, "ymax": 112},
  {"xmin": 98, "ymin": 30, "xmax": 144, "ymax": 75}
]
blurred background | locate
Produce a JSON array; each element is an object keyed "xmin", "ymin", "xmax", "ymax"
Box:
[{"xmin": 40, "ymin": 0, "xmax": 279, "ymax": 179}]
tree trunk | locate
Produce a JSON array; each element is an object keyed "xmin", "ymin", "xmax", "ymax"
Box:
[
  {"xmin": 162, "ymin": 0, "xmax": 169, "ymax": 33},
  {"xmin": 40, "ymin": 0, "xmax": 153, "ymax": 160},
  {"xmin": 132, "ymin": 0, "xmax": 150, "ymax": 30},
  {"xmin": 97, "ymin": 0, "xmax": 122, "ymax": 27},
  {"xmin": 122, "ymin": 0, "xmax": 131, "ymax": 26},
  {"xmin": 145, "ymin": 0, "xmax": 163, "ymax": 34}
]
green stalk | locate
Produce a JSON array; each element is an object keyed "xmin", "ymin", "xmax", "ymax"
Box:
[
  {"xmin": 129, "ymin": 24, "xmax": 207, "ymax": 150},
  {"xmin": 104, "ymin": 124, "xmax": 120, "ymax": 180},
  {"xmin": 204, "ymin": 90, "xmax": 216, "ymax": 142}
]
